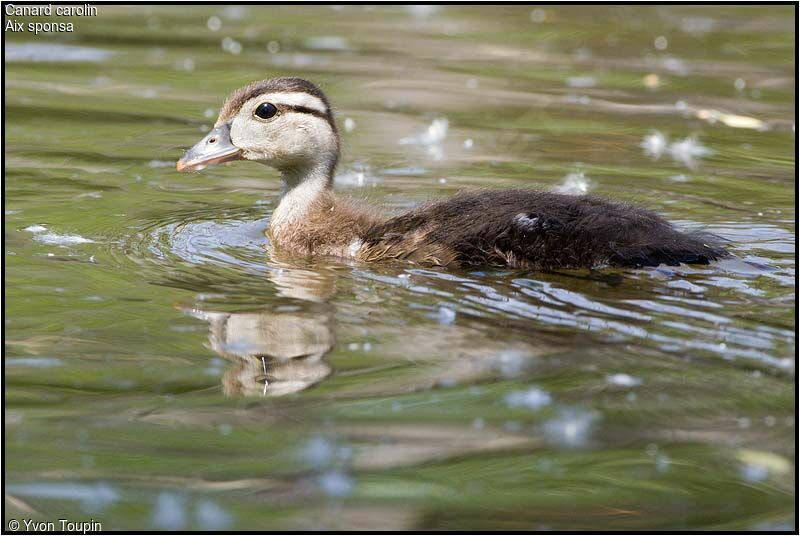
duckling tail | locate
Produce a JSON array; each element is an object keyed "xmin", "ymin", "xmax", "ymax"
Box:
[{"xmin": 607, "ymin": 230, "xmax": 729, "ymax": 268}]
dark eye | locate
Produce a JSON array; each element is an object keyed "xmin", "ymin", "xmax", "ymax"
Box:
[{"xmin": 254, "ymin": 102, "xmax": 277, "ymax": 119}]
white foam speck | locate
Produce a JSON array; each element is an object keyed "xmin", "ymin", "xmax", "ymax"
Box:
[
  {"xmin": 668, "ymin": 135, "xmax": 712, "ymax": 168},
  {"xmin": 492, "ymin": 350, "xmax": 532, "ymax": 378},
  {"xmin": 680, "ymin": 16, "xmax": 715, "ymax": 34},
  {"xmin": 34, "ymin": 233, "xmax": 94, "ymax": 246},
  {"xmin": 334, "ymin": 162, "xmax": 380, "ymax": 187},
  {"xmin": 344, "ymin": 117, "xmax": 356, "ymax": 132},
  {"xmin": 148, "ymin": 160, "xmax": 175, "ymax": 168},
  {"xmin": 5, "ymin": 43, "xmax": 114, "ymax": 63},
  {"xmin": 400, "ymin": 118, "xmax": 449, "ymax": 146},
  {"xmin": 640, "ymin": 132, "xmax": 712, "ymax": 168},
  {"xmin": 24, "ymin": 225, "xmax": 47, "ymax": 234},
  {"xmin": 406, "ymin": 5, "xmax": 441, "ymax": 19},
  {"xmin": 606, "ymin": 373, "xmax": 643, "ymax": 387},
  {"xmin": 8, "ymin": 482, "xmax": 119, "ymax": 511},
  {"xmin": 566, "ymin": 76, "xmax": 597, "ymax": 88},
  {"xmin": 304, "ymin": 36, "xmax": 351, "ymax": 51},
  {"xmin": 641, "ymin": 131, "xmax": 668, "ymax": 158},
  {"xmin": 505, "ymin": 387, "xmax": 552, "ymax": 410},
  {"xmin": 554, "ymin": 171, "xmax": 591, "ymax": 195},
  {"xmin": 4, "ymin": 357, "xmax": 63, "ymax": 368},
  {"xmin": 434, "ymin": 305, "xmax": 456, "ymax": 325},
  {"xmin": 542, "ymin": 408, "xmax": 600, "ymax": 448}
]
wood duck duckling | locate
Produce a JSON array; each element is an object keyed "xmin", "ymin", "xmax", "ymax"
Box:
[{"xmin": 177, "ymin": 77, "xmax": 726, "ymax": 270}]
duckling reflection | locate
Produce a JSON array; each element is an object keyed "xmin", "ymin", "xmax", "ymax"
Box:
[{"xmin": 184, "ymin": 259, "xmax": 337, "ymax": 396}]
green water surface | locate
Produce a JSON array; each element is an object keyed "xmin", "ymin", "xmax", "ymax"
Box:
[{"xmin": 4, "ymin": 5, "xmax": 796, "ymax": 531}]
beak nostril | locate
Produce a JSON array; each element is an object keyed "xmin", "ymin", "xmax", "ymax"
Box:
[{"xmin": 209, "ymin": 137, "xmax": 217, "ymax": 144}]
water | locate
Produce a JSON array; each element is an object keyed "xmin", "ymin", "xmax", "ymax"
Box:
[{"xmin": 4, "ymin": 5, "xmax": 795, "ymax": 530}]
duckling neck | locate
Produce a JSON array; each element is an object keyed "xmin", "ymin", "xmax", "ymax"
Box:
[
  {"xmin": 270, "ymin": 162, "xmax": 332, "ymax": 235},
  {"xmin": 267, "ymin": 162, "xmax": 383, "ymax": 257}
]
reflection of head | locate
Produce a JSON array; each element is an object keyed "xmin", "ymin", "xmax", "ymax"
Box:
[
  {"xmin": 191, "ymin": 309, "xmax": 334, "ymax": 396},
  {"xmin": 223, "ymin": 352, "xmax": 333, "ymax": 397}
]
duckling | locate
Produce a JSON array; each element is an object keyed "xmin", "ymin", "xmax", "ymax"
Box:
[{"xmin": 177, "ymin": 77, "xmax": 726, "ymax": 270}]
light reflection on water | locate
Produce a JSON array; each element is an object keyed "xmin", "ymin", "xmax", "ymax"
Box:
[{"xmin": 4, "ymin": 4, "xmax": 795, "ymax": 531}]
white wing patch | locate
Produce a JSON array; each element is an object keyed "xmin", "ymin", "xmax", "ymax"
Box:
[{"xmin": 514, "ymin": 213, "xmax": 539, "ymax": 231}]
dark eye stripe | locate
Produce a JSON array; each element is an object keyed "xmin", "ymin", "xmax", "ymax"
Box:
[{"xmin": 278, "ymin": 104, "xmax": 337, "ymax": 132}]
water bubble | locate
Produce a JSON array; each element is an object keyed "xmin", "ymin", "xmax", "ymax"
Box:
[
  {"xmin": 179, "ymin": 58, "xmax": 195, "ymax": 71},
  {"xmin": 655, "ymin": 454, "xmax": 671, "ymax": 473},
  {"xmin": 734, "ymin": 78, "xmax": 746, "ymax": 91},
  {"xmin": 194, "ymin": 500, "xmax": 232, "ymax": 530},
  {"xmin": 344, "ymin": 117, "xmax": 356, "ymax": 132},
  {"xmin": 654, "ymin": 36, "xmax": 668, "ymax": 50},
  {"xmin": 217, "ymin": 424, "xmax": 232, "ymax": 436},
  {"xmin": 267, "ymin": 40, "xmax": 280, "ymax": 54},
  {"xmin": 463, "ymin": 138, "xmax": 474, "ymax": 149},
  {"xmin": 530, "ymin": 9, "xmax": 546, "ymax": 23},
  {"xmin": 207, "ymin": 16, "xmax": 222, "ymax": 32},
  {"xmin": 318, "ymin": 470, "xmax": 353, "ymax": 497},
  {"xmin": 741, "ymin": 463, "xmax": 769, "ymax": 482},
  {"xmin": 303, "ymin": 436, "xmax": 335, "ymax": 468},
  {"xmin": 221, "ymin": 37, "xmax": 242, "ymax": 55},
  {"xmin": 153, "ymin": 493, "xmax": 187, "ymax": 530}
]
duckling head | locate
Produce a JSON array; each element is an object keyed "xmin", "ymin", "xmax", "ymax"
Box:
[{"xmin": 177, "ymin": 77, "xmax": 339, "ymax": 182}]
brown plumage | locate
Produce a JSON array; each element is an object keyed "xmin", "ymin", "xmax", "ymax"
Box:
[{"xmin": 358, "ymin": 189, "xmax": 726, "ymax": 270}]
